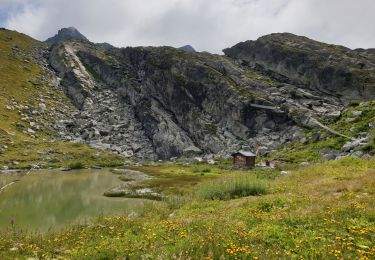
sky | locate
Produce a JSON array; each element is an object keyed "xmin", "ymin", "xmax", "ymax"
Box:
[{"xmin": 0, "ymin": 0, "xmax": 374, "ymax": 53}]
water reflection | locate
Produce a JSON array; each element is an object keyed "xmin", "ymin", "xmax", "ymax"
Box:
[{"xmin": 0, "ymin": 169, "xmax": 149, "ymax": 231}]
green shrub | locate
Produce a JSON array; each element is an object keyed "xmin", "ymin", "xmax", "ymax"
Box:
[
  {"xmin": 68, "ymin": 161, "xmax": 85, "ymax": 169},
  {"xmin": 197, "ymin": 174, "xmax": 267, "ymax": 200}
]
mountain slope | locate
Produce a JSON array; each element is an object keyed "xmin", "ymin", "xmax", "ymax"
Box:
[{"xmin": 0, "ymin": 29, "xmax": 123, "ymax": 169}]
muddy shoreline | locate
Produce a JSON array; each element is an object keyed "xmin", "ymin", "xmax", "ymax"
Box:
[{"xmin": 104, "ymin": 169, "xmax": 164, "ymax": 200}]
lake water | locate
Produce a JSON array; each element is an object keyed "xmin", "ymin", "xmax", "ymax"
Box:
[{"xmin": 0, "ymin": 169, "xmax": 151, "ymax": 232}]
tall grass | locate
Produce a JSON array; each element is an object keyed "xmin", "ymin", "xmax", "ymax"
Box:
[{"xmin": 197, "ymin": 174, "xmax": 267, "ymax": 200}]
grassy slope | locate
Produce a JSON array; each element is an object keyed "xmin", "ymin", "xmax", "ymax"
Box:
[
  {"xmin": 0, "ymin": 30, "xmax": 123, "ymax": 169},
  {"xmin": 1, "ymin": 157, "xmax": 374, "ymax": 259}
]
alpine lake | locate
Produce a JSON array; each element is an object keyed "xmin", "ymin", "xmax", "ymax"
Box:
[{"xmin": 0, "ymin": 169, "xmax": 154, "ymax": 232}]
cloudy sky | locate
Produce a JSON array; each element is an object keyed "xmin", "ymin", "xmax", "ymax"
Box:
[{"xmin": 0, "ymin": 0, "xmax": 374, "ymax": 53}]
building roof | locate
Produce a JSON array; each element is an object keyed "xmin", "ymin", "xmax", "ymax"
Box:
[{"xmin": 231, "ymin": 151, "xmax": 256, "ymax": 157}]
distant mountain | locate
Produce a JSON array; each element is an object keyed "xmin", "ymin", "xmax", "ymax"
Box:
[
  {"xmin": 46, "ymin": 27, "xmax": 89, "ymax": 44},
  {"xmin": 179, "ymin": 45, "xmax": 196, "ymax": 53}
]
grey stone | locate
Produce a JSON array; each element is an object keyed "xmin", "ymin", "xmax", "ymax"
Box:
[
  {"xmin": 346, "ymin": 118, "xmax": 358, "ymax": 123},
  {"xmin": 352, "ymin": 110, "xmax": 363, "ymax": 116},
  {"xmin": 27, "ymin": 128, "xmax": 36, "ymax": 134},
  {"xmin": 131, "ymin": 144, "xmax": 142, "ymax": 153},
  {"xmin": 59, "ymin": 167, "xmax": 72, "ymax": 171},
  {"xmin": 29, "ymin": 164, "xmax": 41, "ymax": 169},
  {"xmin": 183, "ymin": 146, "xmax": 202, "ymax": 156},
  {"xmin": 48, "ymin": 158, "xmax": 61, "ymax": 163},
  {"xmin": 311, "ymin": 132, "xmax": 321, "ymax": 142},
  {"xmin": 322, "ymin": 153, "xmax": 337, "ymax": 161},
  {"xmin": 350, "ymin": 151, "xmax": 364, "ymax": 157},
  {"xmin": 39, "ymin": 103, "xmax": 46, "ymax": 110},
  {"xmin": 341, "ymin": 138, "xmax": 369, "ymax": 152},
  {"xmin": 207, "ymin": 159, "xmax": 216, "ymax": 165}
]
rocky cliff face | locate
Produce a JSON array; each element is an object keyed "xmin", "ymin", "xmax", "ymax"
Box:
[
  {"xmin": 44, "ymin": 30, "xmax": 375, "ymax": 160},
  {"xmin": 223, "ymin": 33, "xmax": 375, "ymax": 103},
  {"xmin": 2, "ymin": 27, "xmax": 375, "ymax": 162},
  {"xmin": 50, "ymin": 41, "xmax": 301, "ymax": 160}
]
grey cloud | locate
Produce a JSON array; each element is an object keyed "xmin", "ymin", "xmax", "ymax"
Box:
[{"xmin": 3, "ymin": 0, "xmax": 375, "ymax": 53}]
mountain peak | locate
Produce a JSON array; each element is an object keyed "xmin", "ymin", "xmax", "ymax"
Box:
[
  {"xmin": 46, "ymin": 27, "xmax": 89, "ymax": 44},
  {"xmin": 179, "ymin": 45, "xmax": 196, "ymax": 53}
]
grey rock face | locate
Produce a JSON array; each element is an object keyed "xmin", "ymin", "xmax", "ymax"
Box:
[
  {"xmin": 223, "ymin": 33, "xmax": 375, "ymax": 103},
  {"xmin": 47, "ymin": 32, "xmax": 374, "ymax": 161},
  {"xmin": 50, "ymin": 41, "xmax": 303, "ymax": 160}
]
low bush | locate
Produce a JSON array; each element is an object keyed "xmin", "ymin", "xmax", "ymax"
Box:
[
  {"xmin": 201, "ymin": 168, "xmax": 211, "ymax": 173},
  {"xmin": 68, "ymin": 161, "xmax": 85, "ymax": 169}
]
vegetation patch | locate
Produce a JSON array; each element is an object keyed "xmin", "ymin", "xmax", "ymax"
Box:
[
  {"xmin": 197, "ymin": 174, "xmax": 268, "ymax": 200},
  {"xmin": 67, "ymin": 161, "xmax": 85, "ymax": 169},
  {"xmin": 244, "ymin": 70, "xmax": 278, "ymax": 86},
  {"xmin": 81, "ymin": 62, "xmax": 101, "ymax": 81}
]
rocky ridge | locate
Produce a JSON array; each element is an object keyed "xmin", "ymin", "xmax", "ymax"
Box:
[
  {"xmin": 43, "ymin": 29, "xmax": 375, "ymax": 160},
  {"xmin": 223, "ymin": 33, "xmax": 375, "ymax": 103},
  {"xmin": 4, "ymin": 28, "xmax": 375, "ymax": 162}
]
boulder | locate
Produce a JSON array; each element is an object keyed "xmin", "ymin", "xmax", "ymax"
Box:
[
  {"xmin": 341, "ymin": 138, "xmax": 369, "ymax": 152},
  {"xmin": 350, "ymin": 151, "xmax": 364, "ymax": 157},
  {"xmin": 183, "ymin": 146, "xmax": 203, "ymax": 156},
  {"xmin": 351, "ymin": 110, "xmax": 363, "ymax": 116},
  {"xmin": 322, "ymin": 153, "xmax": 337, "ymax": 161},
  {"xmin": 346, "ymin": 118, "xmax": 358, "ymax": 123}
]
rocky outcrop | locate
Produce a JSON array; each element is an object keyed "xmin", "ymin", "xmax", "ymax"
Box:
[
  {"xmin": 50, "ymin": 41, "xmax": 304, "ymax": 160},
  {"xmin": 46, "ymin": 30, "xmax": 375, "ymax": 161},
  {"xmin": 49, "ymin": 42, "xmax": 93, "ymax": 109},
  {"xmin": 223, "ymin": 33, "xmax": 375, "ymax": 103}
]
